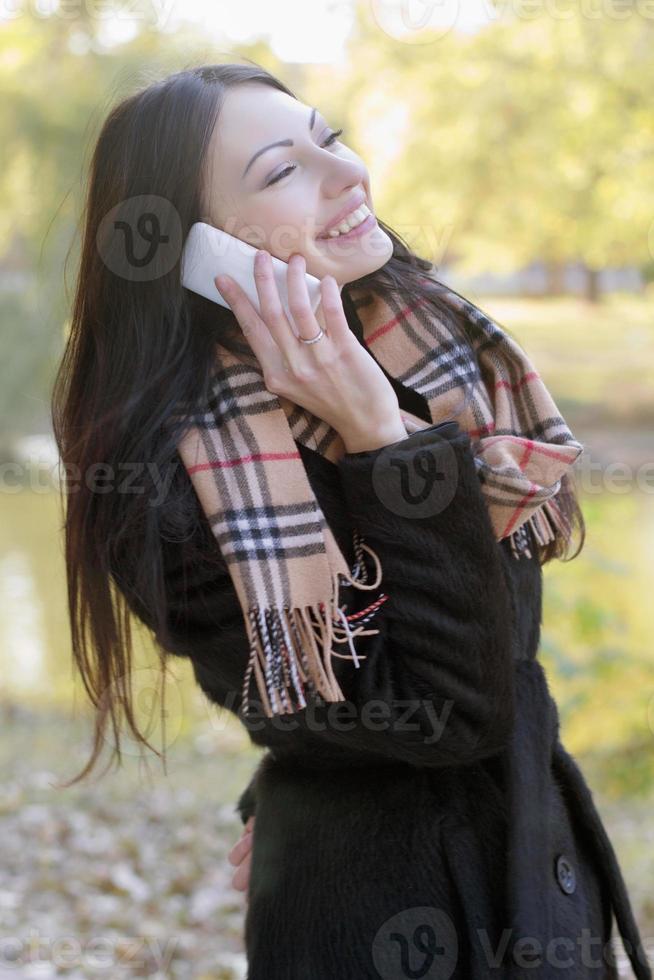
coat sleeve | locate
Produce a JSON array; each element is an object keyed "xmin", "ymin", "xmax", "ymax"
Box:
[
  {"xmin": 226, "ymin": 420, "xmax": 517, "ymax": 823},
  {"xmin": 322, "ymin": 418, "xmax": 516, "ymax": 766}
]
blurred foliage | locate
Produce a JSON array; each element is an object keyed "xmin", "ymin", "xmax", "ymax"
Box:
[
  {"xmin": 0, "ymin": 8, "xmax": 286, "ymax": 435},
  {"xmin": 539, "ymin": 486, "xmax": 654, "ymax": 798},
  {"xmin": 1, "ymin": 3, "xmax": 653, "ymax": 432},
  {"xmin": 343, "ymin": 2, "xmax": 654, "ymax": 284}
]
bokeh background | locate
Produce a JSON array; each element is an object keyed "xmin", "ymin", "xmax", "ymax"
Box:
[{"xmin": 1, "ymin": 1, "xmax": 653, "ymax": 977}]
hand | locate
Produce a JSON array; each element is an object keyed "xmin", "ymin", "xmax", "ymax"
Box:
[
  {"xmin": 214, "ymin": 251, "xmax": 406, "ymax": 452},
  {"xmin": 228, "ymin": 815, "xmax": 254, "ymax": 901}
]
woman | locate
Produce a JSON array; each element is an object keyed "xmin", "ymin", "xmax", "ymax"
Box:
[{"xmin": 51, "ymin": 63, "xmax": 651, "ymax": 979}]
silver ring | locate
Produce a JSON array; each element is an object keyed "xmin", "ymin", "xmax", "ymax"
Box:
[{"xmin": 298, "ymin": 327, "xmax": 325, "ymax": 345}]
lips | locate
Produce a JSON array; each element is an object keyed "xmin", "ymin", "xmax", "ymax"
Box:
[{"xmin": 316, "ymin": 192, "xmax": 368, "ymax": 239}]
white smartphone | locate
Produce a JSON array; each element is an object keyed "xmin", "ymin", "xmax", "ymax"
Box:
[{"xmin": 180, "ymin": 221, "xmax": 324, "ymax": 336}]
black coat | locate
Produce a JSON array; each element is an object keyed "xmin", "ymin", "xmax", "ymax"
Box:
[{"xmin": 118, "ymin": 309, "xmax": 651, "ymax": 980}]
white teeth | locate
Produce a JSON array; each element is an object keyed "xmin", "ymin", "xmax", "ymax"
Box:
[{"xmin": 324, "ymin": 203, "xmax": 371, "ymax": 238}]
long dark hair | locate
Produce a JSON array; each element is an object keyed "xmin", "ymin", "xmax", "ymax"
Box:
[{"xmin": 51, "ymin": 61, "xmax": 585, "ymax": 786}]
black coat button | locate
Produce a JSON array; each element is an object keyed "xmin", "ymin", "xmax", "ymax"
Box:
[{"xmin": 555, "ymin": 853, "xmax": 577, "ymax": 895}]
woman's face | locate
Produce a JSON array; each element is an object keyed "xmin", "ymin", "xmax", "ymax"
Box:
[{"xmin": 200, "ymin": 83, "xmax": 394, "ymax": 289}]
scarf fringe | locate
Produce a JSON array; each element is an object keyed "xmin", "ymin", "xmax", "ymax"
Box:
[
  {"xmin": 240, "ymin": 531, "xmax": 387, "ymax": 719},
  {"xmin": 508, "ymin": 494, "xmax": 573, "ymax": 560}
]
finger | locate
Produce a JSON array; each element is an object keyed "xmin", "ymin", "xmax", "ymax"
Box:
[
  {"xmin": 232, "ymin": 851, "xmax": 252, "ymax": 891},
  {"xmin": 227, "ymin": 830, "xmax": 253, "ymax": 865},
  {"xmin": 215, "ymin": 274, "xmax": 279, "ymax": 365},
  {"xmin": 287, "ymin": 253, "xmax": 327, "ymax": 344},
  {"xmin": 252, "ymin": 251, "xmax": 303, "ymax": 359},
  {"xmin": 314, "ymin": 275, "xmax": 350, "ymax": 345},
  {"xmin": 227, "ymin": 830, "xmax": 253, "ymax": 866}
]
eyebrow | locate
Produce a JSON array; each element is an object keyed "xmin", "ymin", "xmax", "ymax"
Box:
[{"xmin": 242, "ymin": 107, "xmax": 318, "ymax": 180}]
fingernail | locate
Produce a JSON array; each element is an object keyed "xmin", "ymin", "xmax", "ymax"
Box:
[{"xmin": 216, "ymin": 274, "xmax": 230, "ymax": 290}]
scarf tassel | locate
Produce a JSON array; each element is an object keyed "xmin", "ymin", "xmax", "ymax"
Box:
[
  {"xmin": 508, "ymin": 493, "xmax": 573, "ymax": 560},
  {"xmin": 239, "ymin": 532, "xmax": 387, "ymax": 719}
]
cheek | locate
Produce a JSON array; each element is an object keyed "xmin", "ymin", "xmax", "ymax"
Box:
[
  {"xmin": 202, "ymin": 187, "xmax": 236, "ymax": 229},
  {"xmin": 259, "ymin": 192, "xmax": 321, "ymax": 257}
]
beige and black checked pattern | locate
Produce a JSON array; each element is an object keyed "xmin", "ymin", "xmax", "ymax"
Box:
[
  {"xmin": 176, "ymin": 273, "xmax": 583, "ymax": 718},
  {"xmin": 348, "ymin": 276, "xmax": 584, "ymax": 550}
]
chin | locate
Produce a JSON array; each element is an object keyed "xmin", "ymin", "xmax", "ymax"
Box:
[
  {"xmin": 306, "ymin": 229, "xmax": 394, "ymax": 285},
  {"xmin": 350, "ymin": 231, "xmax": 394, "ymax": 280}
]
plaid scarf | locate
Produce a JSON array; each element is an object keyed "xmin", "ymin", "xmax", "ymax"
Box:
[{"xmin": 176, "ymin": 276, "xmax": 583, "ymax": 719}]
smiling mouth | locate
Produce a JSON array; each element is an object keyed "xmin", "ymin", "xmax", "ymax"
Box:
[
  {"xmin": 316, "ymin": 200, "xmax": 375, "ymax": 240},
  {"xmin": 316, "ymin": 207, "xmax": 377, "ymax": 245}
]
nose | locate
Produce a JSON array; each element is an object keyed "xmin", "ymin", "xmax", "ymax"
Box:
[{"xmin": 322, "ymin": 157, "xmax": 368, "ymax": 200}]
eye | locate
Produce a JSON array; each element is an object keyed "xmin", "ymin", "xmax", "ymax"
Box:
[
  {"xmin": 265, "ymin": 129, "xmax": 345, "ymax": 187},
  {"xmin": 322, "ymin": 127, "xmax": 344, "ymax": 147},
  {"xmin": 265, "ymin": 164, "xmax": 295, "ymax": 187}
]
